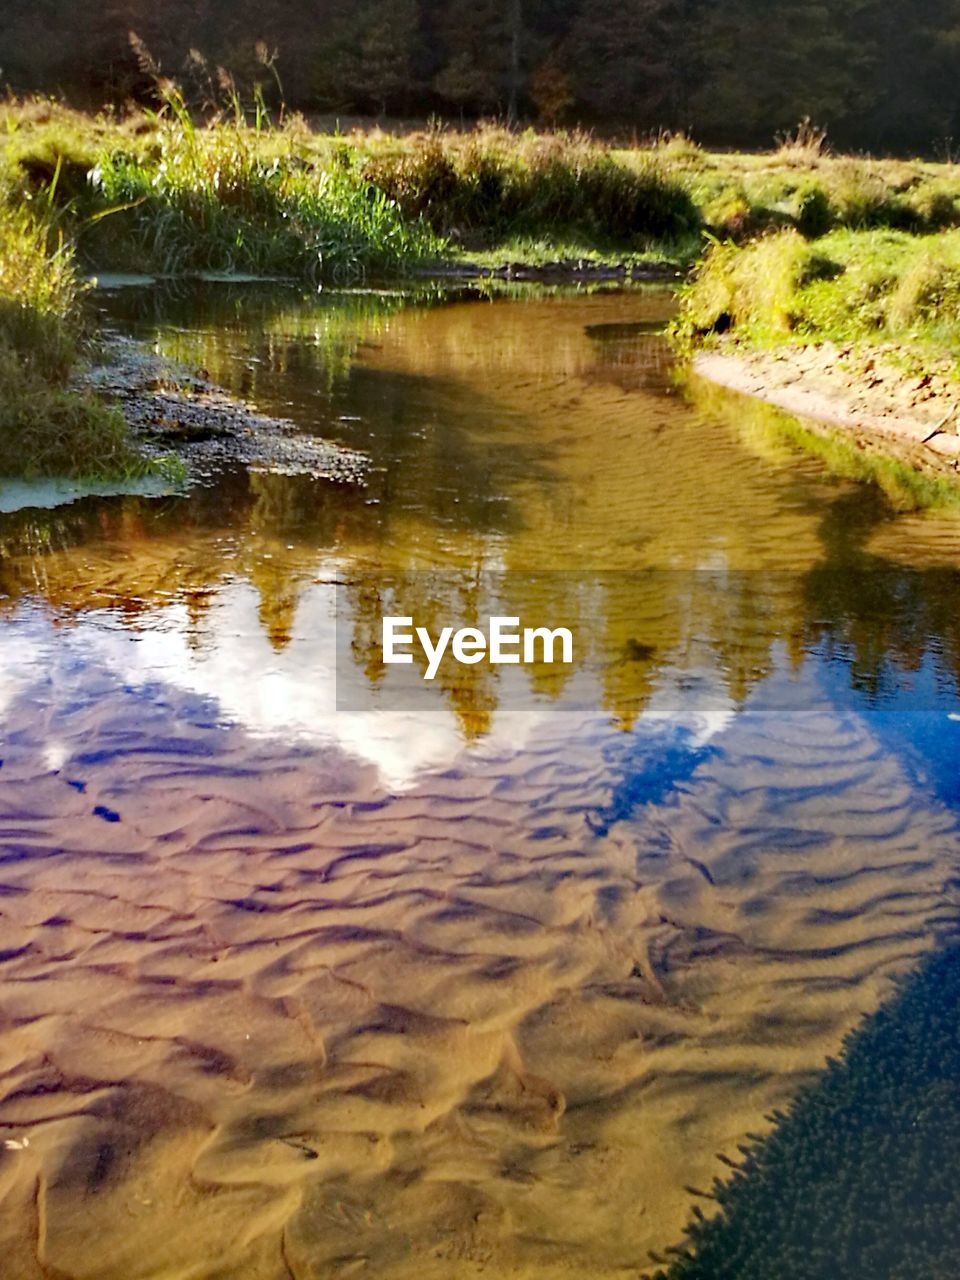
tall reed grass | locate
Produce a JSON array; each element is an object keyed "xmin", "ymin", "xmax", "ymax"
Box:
[
  {"xmin": 83, "ymin": 87, "xmax": 441, "ymax": 280},
  {"xmin": 359, "ymin": 127, "xmax": 701, "ymax": 244}
]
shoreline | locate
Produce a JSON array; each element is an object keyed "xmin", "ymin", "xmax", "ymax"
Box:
[
  {"xmin": 87, "ymin": 258, "xmax": 687, "ymax": 289},
  {"xmin": 81, "ymin": 336, "xmax": 368, "ymax": 485},
  {"xmin": 419, "ymin": 257, "xmax": 685, "ymax": 284},
  {"xmin": 693, "ymin": 345, "xmax": 960, "ymax": 479}
]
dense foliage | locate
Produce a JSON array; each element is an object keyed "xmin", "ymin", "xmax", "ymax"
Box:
[
  {"xmin": 3, "ymin": 1, "xmax": 960, "ymax": 153},
  {"xmin": 0, "ymin": 167, "xmax": 181, "ymax": 479},
  {"xmin": 0, "ymin": 205, "xmax": 150, "ymax": 478}
]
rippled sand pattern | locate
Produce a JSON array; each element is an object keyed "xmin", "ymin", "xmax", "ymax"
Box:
[
  {"xmin": 3, "ymin": 287, "xmax": 960, "ymax": 1278},
  {"xmin": 0, "ymin": 654, "xmax": 955, "ymax": 1279}
]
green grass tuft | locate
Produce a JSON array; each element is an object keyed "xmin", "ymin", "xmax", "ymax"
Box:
[
  {"xmin": 0, "ymin": 192, "xmax": 165, "ymax": 479},
  {"xmin": 674, "ymin": 227, "xmax": 960, "ymax": 362}
]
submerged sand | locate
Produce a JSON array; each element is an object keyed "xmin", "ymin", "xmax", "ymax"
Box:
[
  {"xmin": 2, "ymin": 289, "xmax": 959, "ymax": 1277},
  {"xmin": 0, "ymin": 660, "xmax": 955, "ymax": 1279}
]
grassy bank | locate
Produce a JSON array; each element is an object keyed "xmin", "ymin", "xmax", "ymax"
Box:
[
  {"xmin": 8, "ymin": 93, "xmax": 960, "ymax": 478},
  {"xmin": 11, "ymin": 97, "xmax": 960, "ymax": 279},
  {"xmin": 4, "ymin": 99, "xmax": 699, "ymax": 277},
  {"xmin": 0, "ymin": 194, "xmax": 165, "ymax": 479},
  {"xmin": 674, "ymin": 227, "xmax": 960, "ymax": 364},
  {"xmin": 648, "ymin": 943, "xmax": 960, "ymax": 1280}
]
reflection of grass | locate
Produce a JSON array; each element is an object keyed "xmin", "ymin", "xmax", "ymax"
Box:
[
  {"xmin": 124, "ymin": 285, "xmax": 414, "ymax": 394},
  {"xmin": 767, "ymin": 414, "xmax": 960, "ymax": 511},
  {"xmin": 684, "ymin": 371, "xmax": 960, "ymax": 512},
  {"xmin": 650, "ymin": 942, "xmax": 960, "ymax": 1280}
]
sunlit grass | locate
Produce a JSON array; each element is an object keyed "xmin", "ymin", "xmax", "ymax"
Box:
[
  {"xmin": 7, "ymin": 95, "xmax": 960, "ymax": 270},
  {"xmin": 0, "ymin": 187, "xmax": 174, "ymax": 479},
  {"xmin": 673, "ymin": 227, "xmax": 960, "ymax": 367},
  {"xmin": 82, "ymin": 89, "xmax": 443, "ymax": 280}
]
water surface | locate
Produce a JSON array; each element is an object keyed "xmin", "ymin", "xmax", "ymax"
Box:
[{"xmin": 1, "ymin": 283, "xmax": 959, "ymax": 1279}]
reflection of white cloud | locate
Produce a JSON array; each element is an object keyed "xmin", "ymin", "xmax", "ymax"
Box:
[
  {"xmin": 44, "ymin": 740, "xmax": 69, "ymax": 772},
  {"xmin": 3, "ymin": 586, "xmax": 546, "ymax": 792},
  {"xmin": 1, "ymin": 582, "xmax": 740, "ymax": 792},
  {"xmin": 0, "ymin": 632, "xmax": 40, "ymax": 719},
  {"xmin": 640, "ymin": 663, "xmax": 737, "ymax": 746}
]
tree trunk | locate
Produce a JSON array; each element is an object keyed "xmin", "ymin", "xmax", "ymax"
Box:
[{"xmin": 506, "ymin": 0, "xmax": 522, "ymax": 125}]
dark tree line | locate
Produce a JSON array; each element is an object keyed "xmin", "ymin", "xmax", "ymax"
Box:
[{"xmin": 3, "ymin": 0, "xmax": 960, "ymax": 151}]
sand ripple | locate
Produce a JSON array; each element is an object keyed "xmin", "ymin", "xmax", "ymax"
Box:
[{"xmin": 0, "ymin": 657, "xmax": 955, "ymax": 1279}]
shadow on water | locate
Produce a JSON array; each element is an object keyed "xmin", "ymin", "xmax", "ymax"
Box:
[{"xmin": 649, "ymin": 940, "xmax": 960, "ymax": 1280}]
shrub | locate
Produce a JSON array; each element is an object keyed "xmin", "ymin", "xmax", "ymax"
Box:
[
  {"xmin": 831, "ymin": 163, "xmax": 922, "ymax": 231},
  {"xmin": 887, "ymin": 253, "xmax": 960, "ymax": 330},
  {"xmin": 907, "ymin": 180, "xmax": 960, "ymax": 230},
  {"xmin": 0, "ymin": 345, "xmax": 144, "ymax": 478},
  {"xmin": 0, "ymin": 202, "xmax": 79, "ymax": 378},
  {"xmin": 775, "ymin": 116, "xmax": 830, "ymax": 161},
  {"xmin": 677, "ymin": 226, "xmax": 960, "ymax": 356},
  {"xmin": 794, "ymin": 182, "xmax": 833, "ymax": 238},
  {"xmin": 0, "ymin": 192, "xmax": 161, "ymax": 477},
  {"xmin": 82, "ymin": 86, "xmax": 441, "ymax": 281},
  {"xmin": 360, "ymin": 127, "xmax": 699, "ymax": 243}
]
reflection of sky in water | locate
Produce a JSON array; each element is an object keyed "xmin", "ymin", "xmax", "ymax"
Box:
[
  {"xmin": 5, "ymin": 289, "xmax": 960, "ymax": 1278},
  {"xmin": 816, "ymin": 651, "xmax": 960, "ymax": 813},
  {"xmin": 5, "ymin": 585, "xmax": 960, "ymax": 870},
  {"xmin": 3, "ymin": 284, "xmax": 960, "ymax": 802},
  {"xmin": 0, "ymin": 582, "xmax": 738, "ymax": 792}
]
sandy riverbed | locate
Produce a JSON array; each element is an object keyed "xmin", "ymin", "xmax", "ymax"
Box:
[{"xmin": 0, "ymin": 656, "xmax": 954, "ymax": 1279}]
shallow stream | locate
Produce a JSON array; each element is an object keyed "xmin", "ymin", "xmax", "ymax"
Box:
[{"xmin": 1, "ymin": 283, "xmax": 959, "ymax": 1278}]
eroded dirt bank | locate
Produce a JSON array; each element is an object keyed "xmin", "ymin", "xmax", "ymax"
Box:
[{"xmin": 694, "ymin": 344, "xmax": 960, "ymax": 479}]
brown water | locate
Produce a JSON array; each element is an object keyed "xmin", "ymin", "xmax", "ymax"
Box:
[{"xmin": 2, "ymin": 284, "xmax": 960, "ymax": 1279}]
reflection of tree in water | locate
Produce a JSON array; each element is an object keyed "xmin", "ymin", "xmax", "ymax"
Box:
[
  {"xmin": 2, "ymin": 476, "xmax": 959, "ymax": 740},
  {"xmin": 344, "ymin": 568, "xmax": 501, "ymax": 738},
  {"xmin": 5, "ymin": 292, "xmax": 960, "ymax": 739},
  {"xmin": 98, "ymin": 282, "xmax": 445, "ymax": 400},
  {"xmin": 684, "ymin": 375, "xmax": 960, "ymax": 703},
  {"xmin": 803, "ymin": 564, "xmax": 960, "ymax": 701}
]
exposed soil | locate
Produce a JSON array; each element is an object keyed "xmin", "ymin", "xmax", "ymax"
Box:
[{"xmin": 694, "ymin": 342, "xmax": 960, "ymax": 478}]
